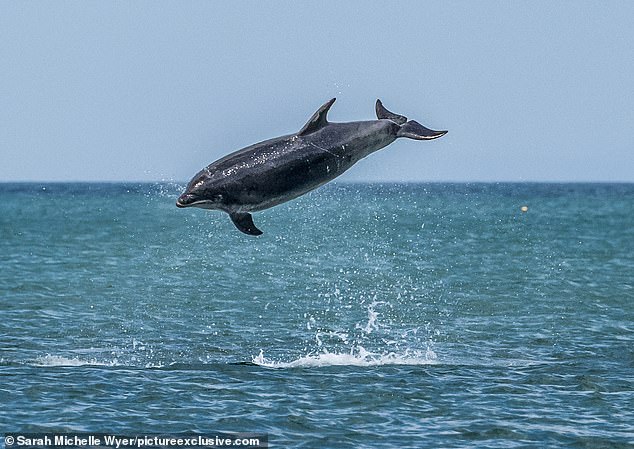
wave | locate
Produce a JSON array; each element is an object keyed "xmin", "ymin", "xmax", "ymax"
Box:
[
  {"xmin": 32, "ymin": 354, "xmax": 119, "ymax": 367},
  {"xmin": 251, "ymin": 347, "xmax": 437, "ymax": 368}
]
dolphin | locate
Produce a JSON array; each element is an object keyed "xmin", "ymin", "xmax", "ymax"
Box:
[{"xmin": 176, "ymin": 98, "xmax": 446, "ymax": 235}]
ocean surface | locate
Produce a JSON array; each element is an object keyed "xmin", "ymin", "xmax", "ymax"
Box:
[{"xmin": 1, "ymin": 182, "xmax": 633, "ymax": 448}]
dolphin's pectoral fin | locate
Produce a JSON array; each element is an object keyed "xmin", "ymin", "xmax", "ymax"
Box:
[
  {"xmin": 397, "ymin": 120, "xmax": 448, "ymax": 140},
  {"xmin": 229, "ymin": 212, "xmax": 263, "ymax": 236},
  {"xmin": 298, "ymin": 98, "xmax": 336, "ymax": 136},
  {"xmin": 375, "ymin": 100, "xmax": 407, "ymax": 125}
]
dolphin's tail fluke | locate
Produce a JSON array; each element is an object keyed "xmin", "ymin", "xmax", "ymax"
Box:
[
  {"xmin": 376, "ymin": 99, "xmax": 447, "ymax": 140},
  {"xmin": 397, "ymin": 120, "xmax": 447, "ymax": 140},
  {"xmin": 376, "ymin": 99, "xmax": 407, "ymax": 125}
]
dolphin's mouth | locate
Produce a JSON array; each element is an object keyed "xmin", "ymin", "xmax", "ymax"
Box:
[
  {"xmin": 176, "ymin": 193, "xmax": 192, "ymax": 208},
  {"xmin": 176, "ymin": 196, "xmax": 215, "ymax": 209}
]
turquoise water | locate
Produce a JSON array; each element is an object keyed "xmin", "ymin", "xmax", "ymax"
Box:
[{"xmin": 1, "ymin": 182, "xmax": 633, "ymax": 447}]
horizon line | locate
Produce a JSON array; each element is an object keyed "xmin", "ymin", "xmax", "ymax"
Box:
[{"xmin": 1, "ymin": 179, "xmax": 633, "ymax": 185}]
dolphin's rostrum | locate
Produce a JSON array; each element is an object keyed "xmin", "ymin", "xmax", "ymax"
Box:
[{"xmin": 177, "ymin": 99, "xmax": 447, "ymax": 235}]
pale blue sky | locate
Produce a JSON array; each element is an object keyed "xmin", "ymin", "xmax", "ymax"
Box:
[{"xmin": 1, "ymin": 1, "xmax": 633, "ymax": 182}]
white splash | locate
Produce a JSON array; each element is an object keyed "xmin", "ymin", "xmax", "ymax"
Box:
[
  {"xmin": 33, "ymin": 354, "xmax": 118, "ymax": 367},
  {"xmin": 252, "ymin": 347, "xmax": 437, "ymax": 368},
  {"xmin": 357, "ymin": 300, "xmax": 385, "ymax": 334}
]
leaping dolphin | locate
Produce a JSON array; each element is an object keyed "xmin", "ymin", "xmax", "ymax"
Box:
[{"xmin": 176, "ymin": 99, "xmax": 447, "ymax": 235}]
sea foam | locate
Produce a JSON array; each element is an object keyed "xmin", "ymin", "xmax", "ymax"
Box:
[
  {"xmin": 33, "ymin": 354, "xmax": 117, "ymax": 367},
  {"xmin": 252, "ymin": 347, "xmax": 437, "ymax": 368}
]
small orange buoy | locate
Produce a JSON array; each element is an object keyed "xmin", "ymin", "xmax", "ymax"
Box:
[{"xmin": 520, "ymin": 206, "xmax": 528, "ymax": 212}]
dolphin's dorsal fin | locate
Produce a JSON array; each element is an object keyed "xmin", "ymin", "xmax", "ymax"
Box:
[
  {"xmin": 298, "ymin": 98, "xmax": 336, "ymax": 136},
  {"xmin": 375, "ymin": 99, "xmax": 407, "ymax": 125}
]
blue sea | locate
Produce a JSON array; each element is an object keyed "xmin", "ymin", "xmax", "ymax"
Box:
[{"xmin": 1, "ymin": 182, "xmax": 633, "ymax": 448}]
